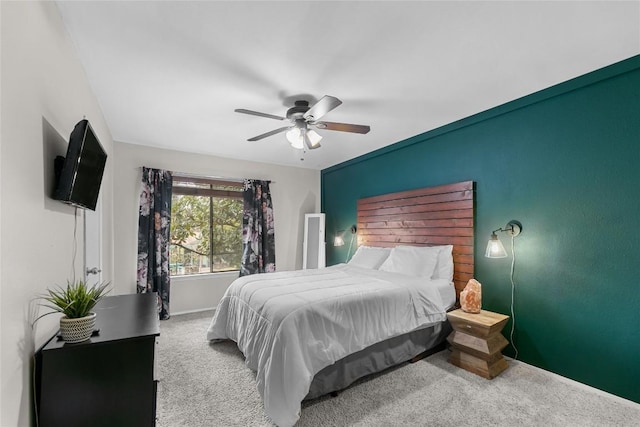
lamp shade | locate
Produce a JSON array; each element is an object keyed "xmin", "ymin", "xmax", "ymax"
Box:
[
  {"xmin": 485, "ymin": 233, "xmax": 507, "ymax": 258},
  {"xmin": 286, "ymin": 128, "xmax": 304, "ymax": 149},
  {"xmin": 286, "ymin": 128, "xmax": 322, "ymax": 149},
  {"xmin": 306, "ymin": 130, "xmax": 322, "ymax": 148},
  {"xmin": 334, "ymin": 235, "xmax": 345, "ymax": 247}
]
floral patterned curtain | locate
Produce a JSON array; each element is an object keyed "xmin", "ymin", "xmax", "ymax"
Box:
[
  {"xmin": 137, "ymin": 167, "xmax": 173, "ymax": 319},
  {"xmin": 240, "ymin": 179, "xmax": 275, "ymax": 276}
]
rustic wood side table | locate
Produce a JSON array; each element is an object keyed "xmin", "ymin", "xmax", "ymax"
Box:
[{"xmin": 446, "ymin": 309, "xmax": 510, "ymax": 379}]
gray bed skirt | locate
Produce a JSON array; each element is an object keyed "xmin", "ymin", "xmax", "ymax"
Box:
[{"xmin": 305, "ymin": 320, "xmax": 452, "ymax": 400}]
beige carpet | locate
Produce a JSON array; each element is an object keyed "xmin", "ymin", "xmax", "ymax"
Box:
[{"xmin": 156, "ymin": 310, "xmax": 640, "ymax": 426}]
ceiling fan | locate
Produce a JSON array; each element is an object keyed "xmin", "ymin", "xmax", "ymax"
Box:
[{"xmin": 235, "ymin": 95, "xmax": 370, "ymax": 150}]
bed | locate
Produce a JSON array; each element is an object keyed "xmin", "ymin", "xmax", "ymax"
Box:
[{"xmin": 207, "ymin": 181, "xmax": 475, "ymax": 426}]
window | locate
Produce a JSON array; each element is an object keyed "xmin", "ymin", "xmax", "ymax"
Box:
[{"xmin": 169, "ymin": 176, "xmax": 243, "ymax": 276}]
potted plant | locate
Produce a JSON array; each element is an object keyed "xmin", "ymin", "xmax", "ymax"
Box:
[{"xmin": 38, "ymin": 280, "xmax": 110, "ymax": 343}]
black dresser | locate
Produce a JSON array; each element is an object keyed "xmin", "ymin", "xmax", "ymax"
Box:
[{"xmin": 35, "ymin": 292, "xmax": 160, "ymax": 427}]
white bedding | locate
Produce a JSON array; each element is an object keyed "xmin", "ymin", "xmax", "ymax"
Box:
[{"xmin": 206, "ymin": 264, "xmax": 450, "ymax": 426}]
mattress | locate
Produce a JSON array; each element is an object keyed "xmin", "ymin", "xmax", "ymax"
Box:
[{"xmin": 207, "ymin": 264, "xmax": 449, "ymax": 427}]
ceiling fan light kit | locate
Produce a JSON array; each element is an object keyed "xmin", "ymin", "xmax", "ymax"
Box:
[
  {"xmin": 286, "ymin": 128, "xmax": 322, "ymax": 149},
  {"xmin": 235, "ymin": 95, "xmax": 370, "ymax": 152}
]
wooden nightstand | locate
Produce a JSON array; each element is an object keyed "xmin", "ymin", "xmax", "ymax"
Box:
[{"xmin": 446, "ymin": 309, "xmax": 510, "ymax": 379}]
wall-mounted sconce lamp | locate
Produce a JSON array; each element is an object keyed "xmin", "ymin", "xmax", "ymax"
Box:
[
  {"xmin": 335, "ymin": 225, "xmax": 358, "ymax": 263},
  {"xmin": 334, "ymin": 225, "xmax": 357, "ymax": 247},
  {"xmin": 485, "ymin": 220, "xmax": 522, "ymax": 258},
  {"xmin": 485, "ymin": 219, "xmax": 523, "ymax": 360}
]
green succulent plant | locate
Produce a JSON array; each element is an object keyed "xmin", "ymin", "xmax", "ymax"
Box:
[{"xmin": 38, "ymin": 280, "xmax": 110, "ymax": 320}]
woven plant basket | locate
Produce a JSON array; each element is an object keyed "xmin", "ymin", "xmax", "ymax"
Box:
[{"xmin": 59, "ymin": 312, "xmax": 96, "ymax": 343}]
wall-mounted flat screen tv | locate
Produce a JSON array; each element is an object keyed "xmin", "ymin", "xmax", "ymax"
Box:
[{"xmin": 53, "ymin": 119, "xmax": 107, "ymax": 211}]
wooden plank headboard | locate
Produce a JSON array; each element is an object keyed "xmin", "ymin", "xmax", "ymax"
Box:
[{"xmin": 356, "ymin": 181, "xmax": 474, "ymax": 299}]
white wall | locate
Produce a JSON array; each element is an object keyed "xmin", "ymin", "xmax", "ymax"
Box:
[
  {"xmin": 0, "ymin": 2, "xmax": 115, "ymax": 425},
  {"xmin": 113, "ymin": 142, "xmax": 320, "ymax": 313},
  {"xmin": 0, "ymin": 3, "xmax": 319, "ymax": 423}
]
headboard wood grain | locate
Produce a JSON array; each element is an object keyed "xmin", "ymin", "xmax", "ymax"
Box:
[{"xmin": 357, "ymin": 181, "xmax": 475, "ymax": 299}]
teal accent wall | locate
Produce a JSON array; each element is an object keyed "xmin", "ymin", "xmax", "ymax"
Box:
[{"xmin": 321, "ymin": 56, "xmax": 640, "ymax": 403}]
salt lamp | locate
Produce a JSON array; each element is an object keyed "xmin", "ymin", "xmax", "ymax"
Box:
[{"xmin": 460, "ymin": 279, "xmax": 482, "ymax": 313}]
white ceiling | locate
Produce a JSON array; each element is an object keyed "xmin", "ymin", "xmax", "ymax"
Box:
[{"xmin": 55, "ymin": 1, "xmax": 640, "ymax": 170}]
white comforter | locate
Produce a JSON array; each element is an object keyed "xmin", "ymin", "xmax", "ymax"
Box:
[{"xmin": 206, "ymin": 264, "xmax": 448, "ymax": 426}]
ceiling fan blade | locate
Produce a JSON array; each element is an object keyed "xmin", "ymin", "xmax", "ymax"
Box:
[
  {"xmin": 235, "ymin": 109, "xmax": 286, "ymax": 121},
  {"xmin": 303, "ymin": 95, "xmax": 342, "ymax": 121},
  {"xmin": 247, "ymin": 126, "xmax": 292, "ymax": 141},
  {"xmin": 314, "ymin": 121, "xmax": 371, "ymax": 134}
]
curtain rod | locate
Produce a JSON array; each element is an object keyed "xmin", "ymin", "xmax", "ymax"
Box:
[{"xmin": 169, "ymin": 170, "xmax": 275, "ymax": 184}]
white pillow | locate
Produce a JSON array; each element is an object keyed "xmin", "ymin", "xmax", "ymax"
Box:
[
  {"xmin": 348, "ymin": 246, "xmax": 391, "ymax": 269},
  {"xmin": 432, "ymin": 245, "xmax": 454, "ymax": 281},
  {"xmin": 379, "ymin": 245, "xmax": 439, "ymax": 278}
]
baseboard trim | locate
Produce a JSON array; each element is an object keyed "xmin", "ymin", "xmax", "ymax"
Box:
[
  {"xmin": 505, "ymin": 357, "xmax": 640, "ymax": 409},
  {"xmin": 171, "ymin": 307, "xmax": 216, "ymax": 316}
]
